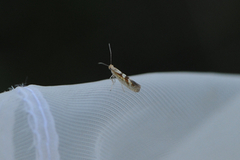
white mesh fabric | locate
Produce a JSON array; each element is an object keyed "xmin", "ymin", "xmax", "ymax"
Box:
[
  {"xmin": 0, "ymin": 86, "xmax": 60, "ymax": 160},
  {"xmin": 1, "ymin": 72, "xmax": 240, "ymax": 160}
]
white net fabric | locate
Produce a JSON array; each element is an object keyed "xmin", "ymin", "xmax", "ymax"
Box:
[{"xmin": 1, "ymin": 72, "xmax": 240, "ymax": 160}]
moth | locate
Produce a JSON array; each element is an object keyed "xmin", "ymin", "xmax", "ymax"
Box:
[{"xmin": 98, "ymin": 44, "xmax": 141, "ymax": 92}]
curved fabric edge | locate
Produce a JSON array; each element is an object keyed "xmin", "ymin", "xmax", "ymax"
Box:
[
  {"xmin": 16, "ymin": 86, "xmax": 60, "ymax": 160},
  {"xmin": 3, "ymin": 72, "xmax": 240, "ymax": 160}
]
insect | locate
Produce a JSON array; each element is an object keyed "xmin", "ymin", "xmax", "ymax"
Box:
[{"xmin": 98, "ymin": 43, "xmax": 141, "ymax": 92}]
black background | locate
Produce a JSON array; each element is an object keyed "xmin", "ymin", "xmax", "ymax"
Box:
[{"xmin": 1, "ymin": 0, "xmax": 240, "ymax": 92}]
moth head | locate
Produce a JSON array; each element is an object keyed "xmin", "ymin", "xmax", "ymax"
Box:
[{"xmin": 108, "ymin": 64, "xmax": 114, "ymax": 70}]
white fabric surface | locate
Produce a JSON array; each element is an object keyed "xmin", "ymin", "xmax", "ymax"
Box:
[{"xmin": 0, "ymin": 72, "xmax": 240, "ymax": 160}]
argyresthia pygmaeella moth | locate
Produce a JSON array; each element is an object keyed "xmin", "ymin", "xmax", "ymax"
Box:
[{"xmin": 98, "ymin": 44, "xmax": 141, "ymax": 92}]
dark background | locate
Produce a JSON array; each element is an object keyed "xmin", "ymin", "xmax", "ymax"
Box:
[{"xmin": 1, "ymin": 0, "xmax": 240, "ymax": 92}]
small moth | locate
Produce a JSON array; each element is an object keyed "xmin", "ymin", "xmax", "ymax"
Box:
[{"xmin": 98, "ymin": 43, "xmax": 141, "ymax": 92}]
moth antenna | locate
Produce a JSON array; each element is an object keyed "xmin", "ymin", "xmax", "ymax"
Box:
[
  {"xmin": 98, "ymin": 62, "xmax": 109, "ymax": 67},
  {"xmin": 108, "ymin": 43, "xmax": 112, "ymax": 64}
]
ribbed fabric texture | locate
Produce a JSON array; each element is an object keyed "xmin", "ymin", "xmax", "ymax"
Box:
[
  {"xmin": 0, "ymin": 86, "xmax": 59, "ymax": 160},
  {"xmin": 1, "ymin": 72, "xmax": 240, "ymax": 160}
]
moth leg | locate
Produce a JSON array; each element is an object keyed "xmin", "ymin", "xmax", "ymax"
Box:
[
  {"xmin": 121, "ymin": 83, "xmax": 125, "ymax": 92},
  {"xmin": 110, "ymin": 75, "xmax": 116, "ymax": 91},
  {"xmin": 110, "ymin": 75, "xmax": 116, "ymax": 84}
]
